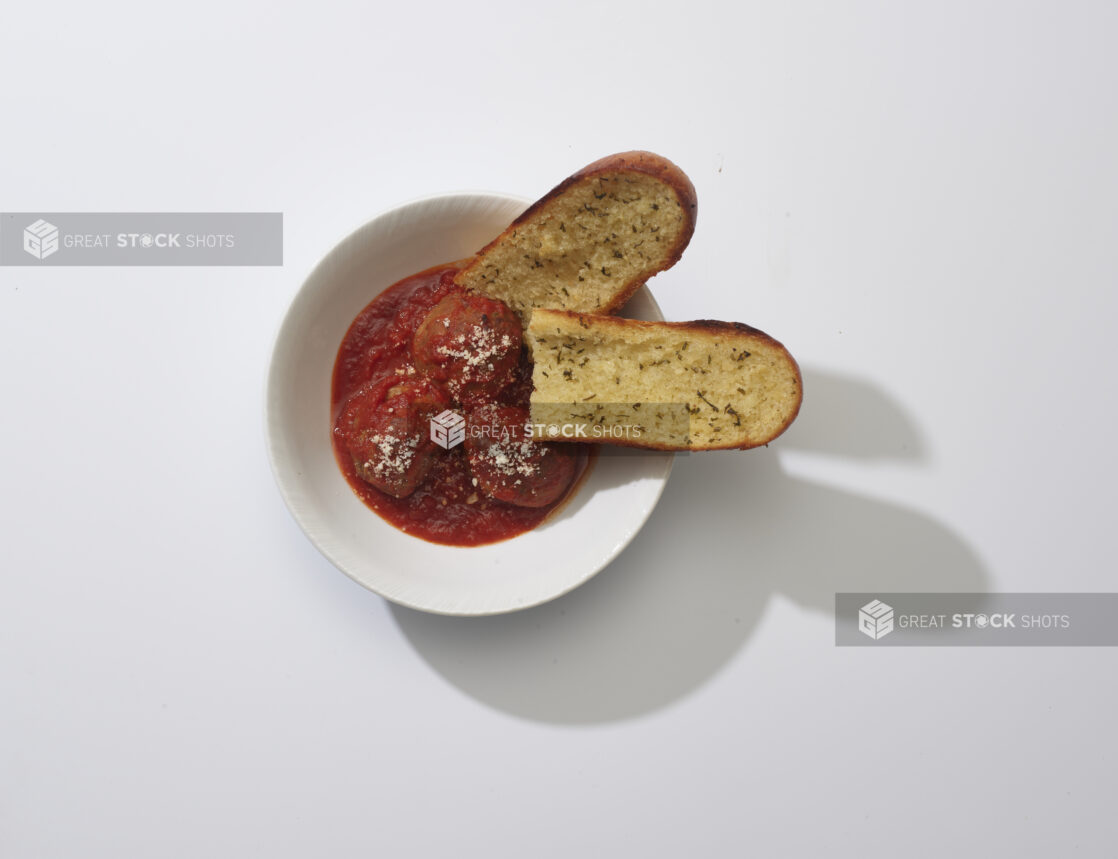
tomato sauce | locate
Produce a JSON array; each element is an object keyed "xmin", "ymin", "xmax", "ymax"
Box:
[{"xmin": 331, "ymin": 263, "xmax": 590, "ymax": 546}]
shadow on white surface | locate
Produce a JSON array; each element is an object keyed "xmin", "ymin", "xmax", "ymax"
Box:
[
  {"xmin": 389, "ymin": 368, "xmax": 989, "ymax": 723},
  {"xmin": 777, "ymin": 366, "xmax": 928, "ymax": 461}
]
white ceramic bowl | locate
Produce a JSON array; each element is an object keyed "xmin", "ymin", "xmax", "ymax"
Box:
[{"xmin": 266, "ymin": 192, "xmax": 673, "ymax": 615}]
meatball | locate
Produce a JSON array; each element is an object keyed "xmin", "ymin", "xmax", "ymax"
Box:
[
  {"xmin": 333, "ymin": 375, "xmax": 450, "ymax": 497},
  {"xmin": 465, "ymin": 405, "xmax": 579, "ymax": 508},
  {"xmin": 412, "ymin": 289, "xmax": 522, "ymax": 405}
]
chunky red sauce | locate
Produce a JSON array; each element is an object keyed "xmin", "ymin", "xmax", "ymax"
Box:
[{"xmin": 331, "ymin": 263, "xmax": 590, "ymax": 546}]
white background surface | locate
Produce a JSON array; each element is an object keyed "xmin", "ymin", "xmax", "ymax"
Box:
[{"xmin": 2, "ymin": 1, "xmax": 1115, "ymax": 856}]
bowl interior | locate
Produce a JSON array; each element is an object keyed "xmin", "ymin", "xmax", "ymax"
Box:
[{"xmin": 266, "ymin": 192, "xmax": 673, "ymax": 615}]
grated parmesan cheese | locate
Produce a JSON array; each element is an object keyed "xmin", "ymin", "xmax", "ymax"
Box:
[{"xmin": 363, "ymin": 431, "xmax": 421, "ymax": 479}]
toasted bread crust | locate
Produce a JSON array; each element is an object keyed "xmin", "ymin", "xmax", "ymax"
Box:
[
  {"xmin": 455, "ymin": 151, "xmax": 697, "ymax": 318},
  {"xmin": 491, "ymin": 150, "xmax": 698, "ymax": 300},
  {"xmin": 525, "ymin": 310, "xmax": 802, "ymax": 451}
]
